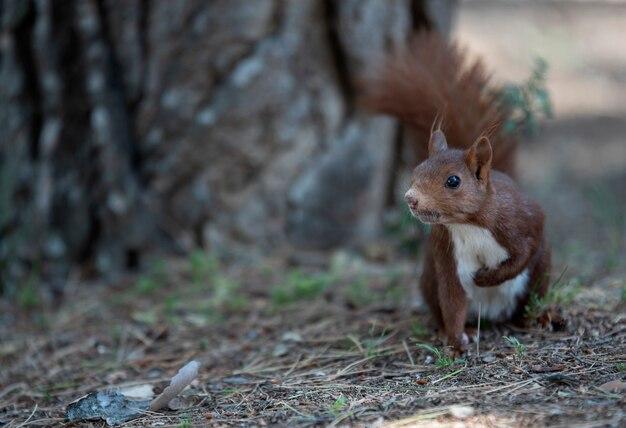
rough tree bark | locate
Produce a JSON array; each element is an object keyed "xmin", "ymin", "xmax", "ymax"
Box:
[{"xmin": 0, "ymin": 0, "xmax": 457, "ymax": 294}]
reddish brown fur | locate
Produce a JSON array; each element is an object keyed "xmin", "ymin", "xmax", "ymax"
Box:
[
  {"xmin": 361, "ymin": 32, "xmax": 517, "ymax": 175},
  {"xmin": 363, "ymin": 33, "xmax": 551, "ymax": 352}
]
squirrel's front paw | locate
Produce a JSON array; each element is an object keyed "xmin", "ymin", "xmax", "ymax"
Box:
[
  {"xmin": 473, "ymin": 267, "xmax": 493, "ymax": 287},
  {"xmin": 447, "ymin": 332, "xmax": 469, "ymax": 357}
]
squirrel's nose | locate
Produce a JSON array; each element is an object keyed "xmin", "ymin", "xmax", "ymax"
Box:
[{"xmin": 404, "ymin": 190, "xmax": 418, "ymax": 209}]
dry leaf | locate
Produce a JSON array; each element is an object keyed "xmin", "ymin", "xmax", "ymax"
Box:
[{"xmin": 598, "ymin": 380, "xmax": 626, "ymax": 393}]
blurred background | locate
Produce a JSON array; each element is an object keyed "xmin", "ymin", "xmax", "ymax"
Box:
[{"xmin": 0, "ymin": 0, "xmax": 624, "ymax": 306}]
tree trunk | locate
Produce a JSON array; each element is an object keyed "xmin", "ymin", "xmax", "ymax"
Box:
[{"xmin": 0, "ymin": 0, "xmax": 457, "ymax": 294}]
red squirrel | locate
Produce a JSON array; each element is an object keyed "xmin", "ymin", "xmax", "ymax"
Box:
[{"xmin": 364, "ymin": 33, "xmax": 551, "ymax": 352}]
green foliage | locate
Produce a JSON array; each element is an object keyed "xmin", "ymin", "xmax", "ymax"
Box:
[
  {"xmin": 329, "ymin": 395, "xmax": 348, "ymax": 416},
  {"xmin": 615, "ymin": 362, "xmax": 625, "ymax": 372},
  {"xmin": 525, "ymin": 269, "xmax": 580, "ymax": 320},
  {"xmin": 189, "ymin": 250, "xmax": 219, "ymax": 287},
  {"xmin": 340, "ymin": 269, "xmax": 407, "ymax": 309},
  {"xmin": 131, "ymin": 308, "xmax": 158, "ymax": 325},
  {"xmin": 503, "ymin": 336, "xmax": 526, "ymax": 358},
  {"xmin": 344, "ymin": 278, "xmax": 374, "ymax": 307},
  {"xmin": 211, "ymin": 275, "xmax": 248, "ymax": 312},
  {"xmin": 347, "ymin": 326, "xmax": 392, "ymax": 358},
  {"xmin": 133, "ymin": 259, "xmax": 168, "ymax": 295},
  {"xmin": 188, "ymin": 250, "xmax": 247, "ymax": 313},
  {"xmin": 199, "ymin": 337, "xmax": 209, "ymax": 351},
  {"xmin": 362, "ymin": 338, "xmax": 383, "ymax": 358},
  {"xmin": 17, "ymin": 271, "xmax": 41, "ymax": 310},
  {"xmin": 410, "ymin": 321, "xmax": 429, "ymax": 338},
  {"xmin": 221, "ymin": 387, "xmax": 240, "ymax": 397},
  {"xmin": 164, "ymin": 294, "xmax": 181, "ymax": 320},
  {"xmin": 500, "ymin": 57, "xmax": 553, "ymax": 137},
  {"xmin": 134, "ymin": 276, "xmax": 160, "ymax": 295},
  {"xmin": 383, "ymin": 283, "xmax": 406, "ymax": 305},
  {"xmin": 271, "ymin": 270, "xmax": 332, "ymax": 305},
  {"xmin": 177, "ymin": 417, "xmax": 192, "ymax": 428},
  {"xmin": 416, "ymin": 343, "xmax": 464, "ymax": 369},
  {"xmin": 129, "ymin": 251, "xmax": 248, "ymax": 326}
]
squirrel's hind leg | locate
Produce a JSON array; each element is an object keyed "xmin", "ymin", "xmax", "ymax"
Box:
[{"xmin": 420, "ymin": 244, "xmax": 443, "ymax": 327}]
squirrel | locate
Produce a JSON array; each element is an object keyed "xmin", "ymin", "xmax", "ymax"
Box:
[{"xmin": 363, "ymin": 33, "xmax": 551, "ymax": 353}]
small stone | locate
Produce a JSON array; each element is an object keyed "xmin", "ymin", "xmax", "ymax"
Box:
[
  {"xmin": 65, "ymin": 391, "xmax": 149, "ymax": 426},
  {"xmin": 281, "ymin": 332, "xmax": 302, "ymax": 342},
  {"xmin": 481, "ymin": 354, "xmax": 496, "ymax": 363},
  {"xmin": 449, "ymin": 405, "xmax": 474, "ymax": 419},
  {"xmin": 272, "ymin": 343, "xmax": 289, "ymax": 357}
]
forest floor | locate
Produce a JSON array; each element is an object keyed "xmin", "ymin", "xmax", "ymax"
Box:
[
  {"xmin": 2, "ymin": 1, "xmax": 626, "ymax": 427},
  {"xmin": 0, "ymin": 247, "xmax": 625, "ymax": 427}
]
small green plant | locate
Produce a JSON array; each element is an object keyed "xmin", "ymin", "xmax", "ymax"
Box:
[
  {"xmin": 221, "ymin": 387, "xmax": 240, "ymax": 397},
  {"xmin": 329, "ymin": 395, "xmax": 348, "ymax": 417},
  {"xmin": 189, "ymin": 250, "xmax": 219, "ymax": 287},
  {"xmin": 362, "ymin": 338, "xmax": 383, "ymax": 358},
  {"xmin": 188, "ymin": 276, "xmax": 248, "ymax": 322},
  {"xmin": 164, "ymin": 294, "xmax": 181, "ymax": 321},
  {"xmin": 503, "ymin": 336, "xmax": 526, "ymax": 358},
  {"xmin": 615, "ymin": 362, "xmax": 625, "ymax": 372},
  {"xmin": 410, "ymin": 321, "xmax": 428, "ymax": 338},
  {"xmin": 500, "ymin": 57, "xmax": 553, "ymax": 137},
  {"xmin": 211, "ymin": 275, "xmax": 248, "ymax": 312},
  {"xmin": 134, "ymin": 276, "xmax": 160, "ymax": 295},
  {"xmin": 384, "ymin": 283, "xmax": 405, "ymax": 305},
  {"xmin": 270, "ymin": 270, "xmax": 332, "ymax": 305},
  {"xmin": 416, "ymin": 344, "xmax": 463, "ymax": 369},
  {"xmin": 131, "ymin": 308, "xmax": 158, "ymax": 325},
  {"xmin": 177, "ymin": 417, "xmax": 192, "ymax": 428},
  {"xmin": 435, "ymin": 356, "xmax": 455, "ymax": 369},
  {"xmin": 344, "ymin": 278, "xmax": 373, "ymax": 307},
  {"xmin": 17, "ymin": 271, "xmax": 41, "ymax": 310},
  {"xmin": 525, "ymin": 269, "xmax": 580, "ymax": 320},
  {"xmin": 133, "ymin": 259, "xmax": 168, "ymax": 295}
]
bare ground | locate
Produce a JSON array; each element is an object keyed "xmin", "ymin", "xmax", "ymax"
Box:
[{"xmin": 1, "ymin": 246, "xmax": 625, "ymax": 427}]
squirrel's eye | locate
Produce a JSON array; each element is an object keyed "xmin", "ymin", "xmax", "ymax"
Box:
[{"xmin": 445, "ymin": 175, "xmax": 461, "ymax": 189}]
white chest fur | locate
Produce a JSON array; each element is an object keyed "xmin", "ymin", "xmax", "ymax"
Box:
[{"xmin": 446, "ymin": 224, "xmax": 528, "ymax": 321}]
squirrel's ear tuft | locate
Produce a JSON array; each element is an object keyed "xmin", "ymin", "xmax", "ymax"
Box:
[
  {"xmin": 428, "ymin": 130, "xmax": 448, "ymax": 156},
  {"xmin": 465, "ymin": 136, "xmax": 492, "ymax": 181}
]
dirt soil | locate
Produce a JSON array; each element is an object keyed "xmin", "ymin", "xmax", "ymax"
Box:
[{"xmin": 1, "ymin": 257, "xmax": 625, "ymax": 427}]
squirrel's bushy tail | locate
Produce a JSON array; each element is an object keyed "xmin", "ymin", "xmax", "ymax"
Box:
[{"xmin": 362, "ymin": 32, "xmax": 516, "ymax": 175}]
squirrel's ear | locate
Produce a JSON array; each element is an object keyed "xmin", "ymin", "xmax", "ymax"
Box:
[
  {"xmin": 428, "ymin": 130, "xmax": 448, "ymax": 156},
  {"xmin": 465, "ymin": 136, "xmax": 492, "ymax": 181}
]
